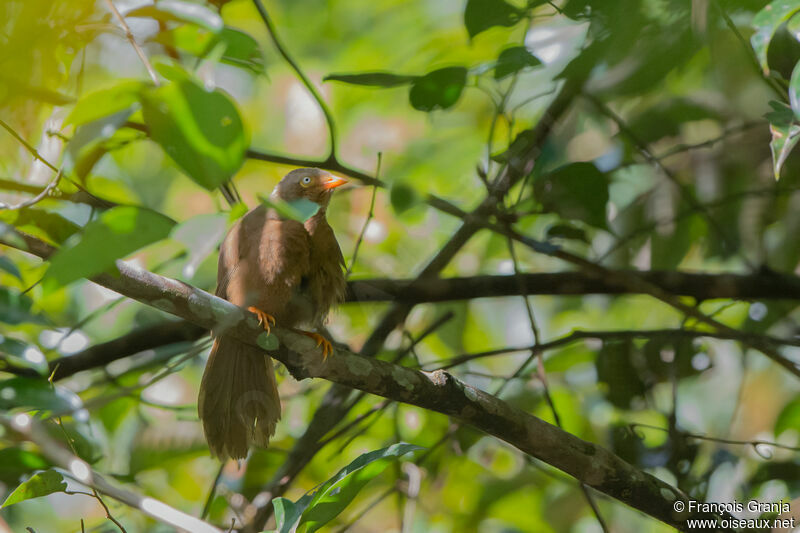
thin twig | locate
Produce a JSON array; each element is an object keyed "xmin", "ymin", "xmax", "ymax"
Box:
[
  {"xmin": 0, "ymin": 166, "xmax": 62, "ymax": 210},
  {"xmin": 0, "ymin": 118, "xmax": 106, "ymax": 205},
  {"xmin": 711, "ymin": 0, "xmax": 786, "ymax": 101},
  {"xmin": 103, "ymin": 0, "xmax": 160, "ymax": 86},
  {"xmin": 629, "ymin": 423, "xmax": 800, "ymax": 455},
  {"xmin": 251, "ymin": 0, "xmax": 337, "ymax": 155},
  {"xmin": 201, "ymin": 463, "xmax": 226, "ymax": 520},
  {"xmin": 346, "ymin": 153, "xmax": 381, "ymax": 278},
  {"xmin": 57, "ymin": 424, "xmax": 127, "ymax": 533},
  {"xmin": 585, "ymin": 93, "xmax": 752, "ymax": 269}
]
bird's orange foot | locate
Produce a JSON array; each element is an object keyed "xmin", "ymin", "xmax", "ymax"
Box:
[
  {"xmin": 247, "ymin": 306, "xmax": 276, "ymax": 334},
  {"xmin": 297, "ymin": 331, "xmax": 333, "ymax": 361}
]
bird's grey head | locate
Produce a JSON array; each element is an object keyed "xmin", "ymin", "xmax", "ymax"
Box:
[{"xmin": 271, "ymin": 168, "xmax": 347, "ymax": 206}]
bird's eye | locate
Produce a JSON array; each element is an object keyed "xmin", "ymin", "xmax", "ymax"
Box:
[{"xmin": 301, "ymin": 176, "xmax": 312, "ymax": 187}]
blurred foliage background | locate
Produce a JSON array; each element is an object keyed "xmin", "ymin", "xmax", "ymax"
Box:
[{"xmin": 3, "ymin": 0, "xmax": 800, "ymax": 531}]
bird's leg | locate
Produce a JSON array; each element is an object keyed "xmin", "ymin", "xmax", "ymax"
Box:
[
  {"xmin": 291, "ymin": 329, "xmax": 333, "ymax": 361},
  {"xmin": 247, "ymin": 306, "xmax": 276, "ymax": 334}
]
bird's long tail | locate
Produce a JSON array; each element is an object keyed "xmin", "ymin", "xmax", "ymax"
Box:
[{"xmin": 198, "ymin": 336, "xmax": 280, "ymax": 460}]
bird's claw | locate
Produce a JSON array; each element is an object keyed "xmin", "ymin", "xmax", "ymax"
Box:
[
  {"xmin": 298, "ymin": 331, "xmax": 333, "ymax": 361},
  {"xmin": 247, "ymin": 306, "xmax": 276, "ymax": 334}
]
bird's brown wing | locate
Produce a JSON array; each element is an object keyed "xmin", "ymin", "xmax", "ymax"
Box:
[
  {"xmin": 217, "ymin": 205, "xmax": 311, "ymax": 322},
  {"xmin": 306, "ymin": 218, "xmax": 347, "ymax": 326}
]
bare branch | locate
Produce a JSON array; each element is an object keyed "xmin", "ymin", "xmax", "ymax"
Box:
[
  {"xmin": 103, "ymin": 0, "xmax": 160, "ymax": 86},
  {"xmin": 0, "ymin": 167, "xmax": 62, "ymax": 211},
  {"xmin": 345, "ymin": 270, "xmax": 800, "ymax": 303},
  {"xmin": 0, "ymin": 227, "xmax": 711, "ymax": 531}
]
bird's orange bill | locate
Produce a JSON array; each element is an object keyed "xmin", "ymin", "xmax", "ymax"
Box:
[{"xmin": 322, "ymin": 175, "xmax": 348, "ymax": 189}]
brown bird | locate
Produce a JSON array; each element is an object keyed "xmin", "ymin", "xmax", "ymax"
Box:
[{"xmin": 198, "ymin": 168, "xmax": 348, "ymax": 460}]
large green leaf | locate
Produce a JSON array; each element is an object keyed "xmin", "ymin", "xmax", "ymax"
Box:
[
  {"xmin": 273, "ymin": 443, "xmax": 422, "ymax": 533},
  {"xmin": 0, "ymin": 377, "xmax": 82, "ymax": 414},
  {"xmin": 64, "ymin": 81, "xmax": 144, "ymax": 127},
  {"xmin": 534, "ymin": 163, "xmax": 609, "ymax": 228},
  {"xmin": 409, "ymin": 67, "xmax": 467, "ymax": 111},
  {"xmin": 464, "ymin": 0, "xmax": 527, "ymax": 38},
  {"xmin": 766, "ymin": 100, "xmax": 800, "ymax": 179},
  {"xmin": 127, "ymin": 0, "xmax": 223, "ymax": 33},
  {"xmin": 324, "ymin": 72, "xmax": 418, "ymax": 87},
  {"xmin": 1, "ymin": 470, "xmax": 67, "ymax": 509},
  {"xmin": 751, "ymin": 0, "xmax": 800, "ymax": 73},
  {"xmin": 140, "ymin": 77, "xmax": 248, "ymax": 190},
  {"xmin": 44, "ymin": 206, "xmax": 175, "ymax": 290}
]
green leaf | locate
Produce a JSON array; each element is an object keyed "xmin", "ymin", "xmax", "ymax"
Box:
[
  {"xmin": 65, "ymin": 108, "xmax": 136, "ymax": 179},
  {"xmin": 494, "ymin": 46, "xmax": 541, "ymax": 80},
  {"xmin": 0, "ymin": 287, "xmax": 46, "ymax": 326},
  {"xmin": 127, "ymin": 0, "xmax": 223, "ymax": 33},
  {"xmin": 534, "ymin": 163, "xmax": 609, "ymax": 228},
  {"xmin": 409, "ymin": 67, "xmax": 467, "ymax": 112},
  {"xmin": 1, "ymin": 469, "xmax": 67, "ymax": 509},
  {"xmin": 218, "ymin": 27, "xmax": 266, "ymax": 74},
  {"xmin": 790, "ymin": 61, "xmax": 800, "ymax": 122},
  {"xmin": 0, "ymin": 377, "xmax": 82, "ymax": 414},
  {"xmin": 627, "ymin": 98, "xmax": 722, "ymax": 144},
  {"xmin": 0, "ymin": 221, "xmax": 26, "ymax": 250},
  {"xmin": 0, "ymin": 337, "xmax": 48, "ymax": 375},
  {"xmin": 651, "ymin": 214, "xmax": 703, "ymax": 269},
  {"xmin": 259, "ymin": 196, "xmax": 321, "ymax": 223},
  {"xmin": 171, "ymin": 213, "xmax": 228, "ymax": 279},
  {"xmin": 0, "ymin": 449, "xmax": 50, "ymax": 485},
  {"xmin": 273, "ymin": 496, "xmax": 308, "ymax": 533},
  {"xmin": 766, "ymin": 100, "xmax": 800, "ymax": 179},
  {"xmin": 389, "ymin": 183, "xmax": 419, "ymax": 213},
  {"xmin": 44, "ymin": 206, "xmax": 175, "ymax": 290},
  {"xmin": 274, "ymin": 443, "xmax": 422, "ymax": 533},
  {"xmin": 751, "ymin": 0, "xmax": 800, "ymax": 73},
  {"xmin": 0, "ymin": 256, "xmax": 22, "ymax": 279},
  {"xmin": 0, "ymin": 208, "xmax": 80, "ymax": 246},
  {"xmin": 64, "ymin": 81, "xmax": 144, "ymax": 127},
  {"xmin": 775, "ymin": 396, "xmax": 800, "ymax": 436},
  {"xmin": 152, "ymin": 26, "xmax": 266, "ymax": 74},
  {"xmin": 596, "ymin": 340, "xmax": 647, "ymax": 409},
  {"xmin": 545, "ymin": 223, "xmax": 588, "ymax": 243},
  {"xmin": 140, "ymin": 77, "xmax": 248, "ymax": 190},
  {"xmin": 324, "ymin": 72, "xmax": 418, "ymax": 87},
  {"xmin": 464, "ymin": 0, "xmax": 525, "ymax": 38}
]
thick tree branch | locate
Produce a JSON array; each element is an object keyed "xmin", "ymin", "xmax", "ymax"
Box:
[
  {"xmin": 346, "ymin": 270, "xmax": 800, "ymax": 302},
  {"xmin": 0, "ymin": 228, "xmax": 715, "ymax": 531}
]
